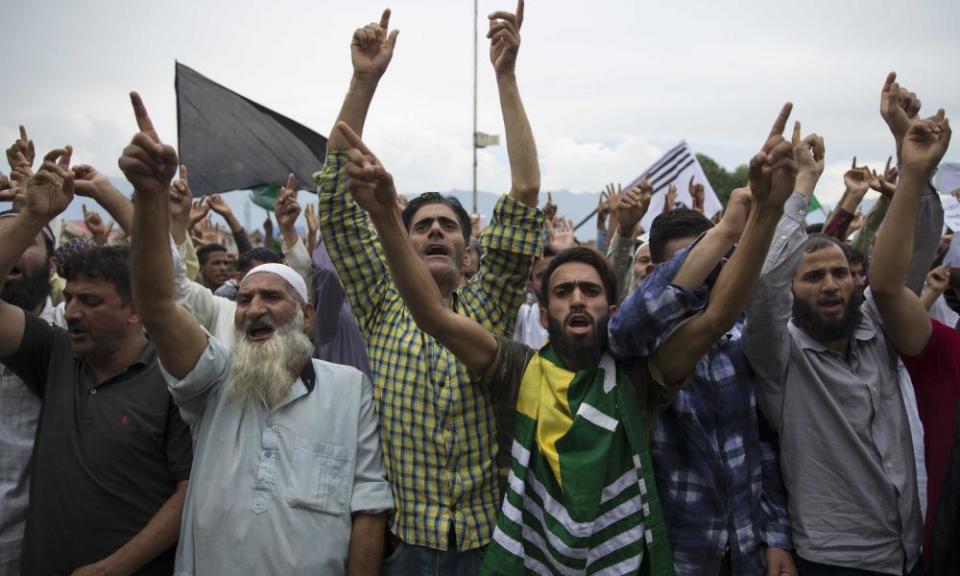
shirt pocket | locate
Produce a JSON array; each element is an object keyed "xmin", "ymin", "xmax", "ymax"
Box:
[{"xmin": 285, "ymin": 439, "xmax": 353, "ymax": 515}]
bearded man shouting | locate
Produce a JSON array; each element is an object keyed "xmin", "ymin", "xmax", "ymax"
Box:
[{"xmin": 123, "ymin": 92, "xmax": 392, "ymax": 576}]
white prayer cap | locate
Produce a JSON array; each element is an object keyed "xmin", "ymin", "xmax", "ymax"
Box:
[{"xmin": 242, "ymin": 263, "xmax": 309, "ymax": 304}]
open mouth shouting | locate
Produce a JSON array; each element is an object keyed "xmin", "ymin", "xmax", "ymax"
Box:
[
  {"xmin": 817, "ymin": 296, "xmax": 845, "ymax": 316},
  {"xmin": 245, "ymin": 319, "xmax": 276, "ymax": 342},
  {"xmin": 423, "ymin": 243, "xmax": 451, "ymax": 262},
  {"xmin": 565, "ymin": 312, "xmax": 595, "ymax": 336}
]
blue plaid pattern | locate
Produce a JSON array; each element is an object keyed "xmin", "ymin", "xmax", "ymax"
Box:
[
  {"xmin": 316, "ymin": 152, "xmax": 543, "ymax": 551},
  {"xmin": 609, "ymin": 246, "xmax": 792, "ymax": 576}
]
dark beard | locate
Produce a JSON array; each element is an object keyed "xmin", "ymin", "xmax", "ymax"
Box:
[
  {"xmin": 792, "ymin": 290, "xmax": 862, "ymax": 345},
  {"xmin": 547, "ymin": 314, "xmax": 608, "ymax": 371},
  {"xmin": 1, "ymin": 266, "xmax": 51, "ymax": 313}
]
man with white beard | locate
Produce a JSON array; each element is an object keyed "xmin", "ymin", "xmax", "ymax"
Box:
[{"xmin": 124, "ymin": 92, "xmax": 393, "ymax": 576}]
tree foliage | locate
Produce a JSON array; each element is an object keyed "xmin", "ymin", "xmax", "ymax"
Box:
[{"xmin": 696, "ymin": 153, "xmax": 748, "ymax": 207}]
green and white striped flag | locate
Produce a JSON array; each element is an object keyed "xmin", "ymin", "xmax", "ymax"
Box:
[{"xmin": 481, "ymin": 348, "xmax": 674, "ymax": 575}]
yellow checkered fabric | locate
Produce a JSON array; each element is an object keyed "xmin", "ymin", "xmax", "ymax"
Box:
[{"xmin": 316, "ymin": 152, "xmax": 543, "ymax": 551}]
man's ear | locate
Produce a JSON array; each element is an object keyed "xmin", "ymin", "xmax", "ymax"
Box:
[
  {"xmin": 539, "ymin": 302, "xmax": 548, "ymax": 329},
  {"xmin": 302, "ymin": 302, "xmax": 315, "ymax": 335},
  {"xmin": 47, "ymin": 256, "xmax": 57, "ymax": 279},
  {"xmin": 608, "ymin": 304, "xmax": 618, "ymax": 317}
]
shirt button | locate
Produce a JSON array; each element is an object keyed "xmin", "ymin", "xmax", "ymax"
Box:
[{"xmin": 90, "ymin": 388, "xmax": 97, "ymax": 395}]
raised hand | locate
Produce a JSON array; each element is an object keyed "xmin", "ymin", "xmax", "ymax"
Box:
[
  {"xmin": 351, "ymin": 9, "xmax": 399, "ymax": 81},
  {"xmin": 23, "ymin": 147, "xmax": 75, "ymax": 221},
  {"xmin": 83, "ymin": 204, "xmax": 114, "ymax": 245},
  {"xmin": 206, "ymin": 192, "xmax": 234, "ymax": 217},
  {"xmin": 618, "ymin": 180, "xmax": 652, "ymax": 236},
  {"xmin": 275, "ymin": 173, "xmax": 302, "ymax": 231},
  {"xmin": 336, "ymin": 121, "xmax": 398, "ymax": 218},
  {"xmin": 868, "ymin": 156, "xmax": 897, "ymax": 197},
  {"xmin": 748, "ymin": 103, "xmax": 797, "ymax": 211},
  {"xmin": 6, "ymin": 125, "xmax": 35, "ymax": 173},
  {"xmin": 488, "ymin": 0, "xmax": 524, "ymax": 76},
  {"xmin": 470, "ymin": 213, "xmax": 484, "ymax": 237},
  {"xmin": 604, "ymin": 182, "xmax": 623, "ymax": 214},
  {"xmin": 118, "ymin": 92, "xmax": 179, "ymax": 196},
  {"xmin": 543, "ymin": 191, "xmax": 557, "ymax": 222},
  {"xmin": 881, "ymin": 72, "xmax": 921, "ymax": 143},
  {"xmin": 305, "ymin": 203, "xmax": 319, "ymax": 237},
  {"xmin": 0, "ymin": 170, "xmax": 13, "ymax": 202},
  {"xmin": 688, "ymin": 176, "xmax": 705, "ymax": 212},
  {"xmin": 925, "ymin": 265, "xmax": 950, "ymax": 296},
  {"xmin": 664, "ymin": 182, "xmax": 678, "ymax": 212},
  {"xmin": 900, "ymin": 110, "xmax": 951, "ymax": 175},
  {"xmin": 189, "ymin": 199, "xmax": 209, "ymax": 230},
  {"xmin": 792, "ymin": 120, "xmax": 825, "ymax": 196},
  {"xmin": 546, "ymin": 216, "xmax": 575, "ymax": 252},
  {"xmin": 843, "ymin": 158, "xmax": 872, "ymax": 198},
  {"xmin": 168, "ymin": 168, "xmax": 193, "ymax": 231},
  {"xmin": 71, "ymin": 164, "xmax": 113, "ymax": 198}
]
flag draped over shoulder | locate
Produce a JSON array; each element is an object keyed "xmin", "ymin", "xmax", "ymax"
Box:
[
  {"xmin": 624, "ymin": 141, "xmax": 722, "ymax": 230},
  {"xmin": 481, "ymin": 347, "xmax": 674, "ymax": 576},
  {"xmin": 175, "ymin": 62, "xmax": 327, "ymax": 197}
]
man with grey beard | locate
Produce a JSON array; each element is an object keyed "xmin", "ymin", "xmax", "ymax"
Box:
[{"xmin": 124, "ymin": 92, "xmax": 392, "ymax": 576}]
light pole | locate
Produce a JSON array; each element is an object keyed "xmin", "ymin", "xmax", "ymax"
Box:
[{"xmin": 472, "ymin": 0, "xmax": 479, "ymax": 214}]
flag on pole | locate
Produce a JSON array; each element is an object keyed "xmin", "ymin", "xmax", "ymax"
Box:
[
  {"xmin": 175, "ymin": 62, "xmax": 327, "ymax": 197},
  {"xmin": 809, "ymin": 194, "xmax": 823, "ymax": 213},
  {"xmin": 623, "ymin": 141, "xmax": 722, "ymax": 231}
]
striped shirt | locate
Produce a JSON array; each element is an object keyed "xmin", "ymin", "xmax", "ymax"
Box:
[{"xmin": 316, "ymin": 152, "xmax": 542, "ymax": 550}]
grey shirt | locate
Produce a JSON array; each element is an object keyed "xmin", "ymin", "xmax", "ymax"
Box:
[
  {"xmin": 163, "ymin": 336, "xmax": 393, "ymax": 576},
  {"xmin": 743, "ymin": 191, "xmax": 941, "ymax": 574}
]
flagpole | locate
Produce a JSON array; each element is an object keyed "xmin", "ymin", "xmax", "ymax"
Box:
[{"xmin": 472, "ymin": 0, "xmax": 479, "ymax": 214}]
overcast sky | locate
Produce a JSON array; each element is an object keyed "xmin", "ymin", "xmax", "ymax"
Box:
[{"xmin": 4, "ymin": 0, "xmax": 959, "ymax": 226}]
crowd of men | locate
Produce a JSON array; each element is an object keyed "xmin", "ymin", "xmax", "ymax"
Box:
[{"xmin": 0, "ymin": 2, "xmax": 958, "ymax": 575}]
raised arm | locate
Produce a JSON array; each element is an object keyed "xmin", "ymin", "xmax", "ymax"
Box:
[
  {"xmin": 489, "ymin": 0, "xmax": 540, "ymax": 207},
  {"xmin": 71, "ymin": 163, "xmax": 134, "ymax": 237},
  {"xmin": 121, "ymin": 92, "xmax": 207, "ymax": 378},
  {"xmin": 326, "ymin": 9, "xmax": 398, "ymax": 152},
  {"xmin": 654, "ymin": 103, "xmax": 799, "ymax": 386},
  {"xmin": 870, "ymin": 78, "xmax": 951, "ymax": 355},
  {"xmin": 206, "ymin": 191, "xmax": 253, "ymax": 255},
  {"xmin": 337, "ymin": 122, "xmax": 498, "ymax": 375},
  {"xmin": 0, "ymin": 148, "xmax": 74, "ymax": 356}
]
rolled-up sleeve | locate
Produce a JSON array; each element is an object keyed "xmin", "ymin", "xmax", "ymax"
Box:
[
  {"xmin": 608, "ymin": 245, "xmax": 708, "ymax": 359},
  {"xmin": 350, "ymin": 374, "xmax": 394, "ymax": 514}
]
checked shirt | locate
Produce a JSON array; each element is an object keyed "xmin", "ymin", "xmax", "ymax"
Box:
[
  {"xmin": 317, "ymin": 151, "xmax": 542, "ymax": 551},
  {"xmin": 608, "ymin": 194, "xmax": 807, "ymax": 575}
]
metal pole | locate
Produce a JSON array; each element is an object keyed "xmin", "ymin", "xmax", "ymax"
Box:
[{"xmin": 472, "ymin": 0, "xmax": 479, "ymax": 214}]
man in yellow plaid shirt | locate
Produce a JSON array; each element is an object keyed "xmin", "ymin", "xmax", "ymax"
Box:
[{"xmin": 316, "ymin": 3, "xmax": 542, "ymax": 573}]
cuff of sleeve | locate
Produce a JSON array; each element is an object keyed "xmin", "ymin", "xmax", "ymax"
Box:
[
  {"xmin": 763, "ymin": 529, "xmax": 793, "ymax": 550},
  {"xmin": 313, "ymin": 151, "xmax": 350, "ymax": 191},
  {"xmin": 482, "ymin": 194, "xmax": 544, "ymax": 257},
  {"xmin": 351, "ymin": 480, "xmax": 395, "ymax": 515}
]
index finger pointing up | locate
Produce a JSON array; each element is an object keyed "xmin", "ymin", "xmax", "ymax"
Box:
[
  {"xmin": 769, "ymin": 102, "xmax": 793, "ymax": 138},
  {"xmin": 516, "ymin": 0, "xmax": 525, "ymax": 29},
  {"xmin": 379, "ymin": 8, "xmax": 391, "ymax": 32},
  {"xmin": 286, "ymin": 173, "xmax": 296, "ymax": 191},
  {"xmin": 130, "ymin": 91, "xmax": 160, "ymax": 142}
]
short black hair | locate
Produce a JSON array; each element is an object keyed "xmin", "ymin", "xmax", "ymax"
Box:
[
  {"xmin": 538, "ymin": 246, "xmax": 617, "ymax": 307},
  {"xmin": 196, "ymin": 243, "xmax": 228, "ymax": 266},
  {"xmin": 843, "ymin": 243, "xmax": 866, "ymax": 267},
  {"xmin": 62, "ymin": 246, "xmax": 132, "ymax": 302},
  {"xmin": 803, "ymin": 233, "xmax": 847, "ymax": 256},
  {"xmin": 648, "ymin": 208, "xmax": 713, "ymax": 264},
  {"xmin": 401, "ymin": 193, "xmax": 472, "ymax": 244},
  {"xmin": 237, "ymin": 247, "xmax": 283, "ymax": 275}
]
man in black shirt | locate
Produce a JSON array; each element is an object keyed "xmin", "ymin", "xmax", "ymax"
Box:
[{"xmin": 0, "ymin": 150, "xmax": 191, "ymax": 575}]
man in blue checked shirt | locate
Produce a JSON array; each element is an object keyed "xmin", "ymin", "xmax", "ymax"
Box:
[{"xmin": 609, "ymin": 112, "xmax": 825, "ymax": 576}]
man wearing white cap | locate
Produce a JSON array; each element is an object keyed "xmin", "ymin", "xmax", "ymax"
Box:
[{"xmin": 124, "ymin": 92, "xmax": 392, "ymax": 576}]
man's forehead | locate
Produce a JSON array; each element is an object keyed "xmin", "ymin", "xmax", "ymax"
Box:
[
  {"xmin": 64, "ymin": 276, "xmax": 118, "ymax": 297},
  {"xmin": 239, "ymin": 272, "xmax": 290, "ymax": 295},
  {"xmin": 549, "ymin": 262, "xmax": 602, "ymax": 287},
  {"xmin": 797, "ymin": 245, "xmax": 849, "ymax": 272},
  {"xmin": 412, "ymin": 203, "xmax": 459, "ymax": 223}
]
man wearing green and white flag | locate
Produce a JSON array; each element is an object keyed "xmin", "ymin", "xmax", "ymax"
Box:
[{"xmin": 333, "ymin": 94, "xmax": 801, "ymax": 573}]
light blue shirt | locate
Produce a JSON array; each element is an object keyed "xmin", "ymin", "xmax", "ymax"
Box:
[{"xmin": 163, "ymin": 337, "xmax": 393, "ymax": 576}]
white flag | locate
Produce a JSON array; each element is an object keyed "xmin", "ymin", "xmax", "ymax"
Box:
[{"xmin": 624, "ymin": 141, "xmax": 722, "ymax": 230}]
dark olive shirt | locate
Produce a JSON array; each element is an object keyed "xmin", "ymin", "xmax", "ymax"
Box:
[{"xmin": 1, "ymin": 314, "xmax": 192, "ymax": 576}]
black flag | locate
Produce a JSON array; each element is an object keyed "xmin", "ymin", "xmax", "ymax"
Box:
[{"xmin": 175, "ymin": 62, "xmax": 327, "ymax": 197}]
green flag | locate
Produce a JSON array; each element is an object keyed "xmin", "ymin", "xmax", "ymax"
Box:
[
  {"xmin": 809, "ymin": 193, "xmax": 823, "ymax": 213},
  {"xmin": 249, "ymin": 186, "xmax": 279, "ymax": 211}
]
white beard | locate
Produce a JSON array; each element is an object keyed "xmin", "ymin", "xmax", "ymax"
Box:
[{"xmin": 226, "ymin": 310, "xmax": 315, "ymax": 411}]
